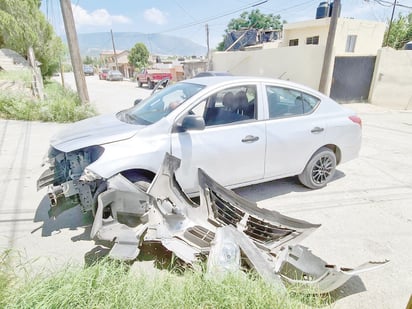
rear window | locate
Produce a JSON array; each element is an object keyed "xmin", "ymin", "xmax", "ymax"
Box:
[{"xmin": 266, "ymin": 85, "xmax": 320, "ymax": 118}]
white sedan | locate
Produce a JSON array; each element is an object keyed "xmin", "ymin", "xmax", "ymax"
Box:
[{"xmin": 38, "ymin": 76, "xmax": 362, "ymax": 213}]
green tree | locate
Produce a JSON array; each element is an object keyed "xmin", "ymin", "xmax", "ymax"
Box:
[
  {"xmin": 0, "ymin": 0, "xmax": 64, "ymax": 77},
  {"xmin": 227, "ymin": 9, "xmax": 282, "ymax": 31},
  {"xmin": 128, "ymin": 43, "xmax": 149, "ymax": 71},
  {"xmin": 385, "ymin": 13, "xmax": 412, "ymax": 49},
  {"xmin": 217, "ymin": 9, "xmax": 284, "ymax": 50}
]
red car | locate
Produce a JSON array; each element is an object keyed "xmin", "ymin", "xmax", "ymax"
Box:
[{"xmin": 98, "ymin": 68, "xmax": 109, "ymax": 80}]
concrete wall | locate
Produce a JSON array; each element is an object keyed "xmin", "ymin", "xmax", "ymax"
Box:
[
  {"xmin": 282, "ymin": 18, "xmax": 330, "ymax": 47},
  {"xmin": 334, "ymin": 19, "xmax": 386, "ymax": 56},
  {"xmin": 212, "ymin": 45, "xmax": 325, "ymax": 90},
  {"xmin": 369, "ymin": 48, "xmax": 412, "ymax": 110}
]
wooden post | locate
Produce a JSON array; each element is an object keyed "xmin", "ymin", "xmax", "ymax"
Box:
[
  {"xmin": 27, "ymin": 47, "xmax": 44, "ymax": 100},
  {"xmin": 60, "ymin": 0, "xmax": 89, "ymax": 104}
]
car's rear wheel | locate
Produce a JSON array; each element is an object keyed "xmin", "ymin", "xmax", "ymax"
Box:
[
  {"xmin": 148, "ymin": 80, "xmax": 154, "ymax": 89},
  {"xmin": 137, "ymin": 80, "xmax": 142, "ymax": 87},
  {"xmin": 298, "ymin": 147, "xmax": 336, "ymax": 189}
]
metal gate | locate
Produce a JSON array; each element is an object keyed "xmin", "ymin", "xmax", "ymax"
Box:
[{"xmin": 330, "ymin": 56, "xmax": 376, "ymax": 102}]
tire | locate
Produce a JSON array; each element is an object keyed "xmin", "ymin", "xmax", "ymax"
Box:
[
  {"xmin": 298, "ymin": 147, "xmax": 336, "ymax": 189},
  {"xmin": 137, "ymin": 80, "xmax": 142, "ymax": 87},
  {"xmin": 148, "ymin": 80, "xmax": 154, "ymax": 89},
  {"xmin": 121, "ymin": 172, "xmax": 153, "ymax": 192}
]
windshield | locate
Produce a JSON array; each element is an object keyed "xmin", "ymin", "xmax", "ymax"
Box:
[{"xmin": 118, "ymin": 82, "xmax": 204, "ymax": 125}]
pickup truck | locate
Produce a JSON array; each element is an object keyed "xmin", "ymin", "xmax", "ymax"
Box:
[{"xmin": 136, "ymin": 68, "xmax": 172, "ymax": 89}]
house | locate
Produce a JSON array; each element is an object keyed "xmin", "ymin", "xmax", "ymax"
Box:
[
  {"xmin": 99, "ymin": 50, "xmax": 133, "ymax": 78},
  {"xmin": 212, "ymin": 11, "xmax": 387, "ymax": 103}
]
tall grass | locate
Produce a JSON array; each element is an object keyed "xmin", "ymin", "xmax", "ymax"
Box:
[
  {"xmin": 0, "ymin": 254, "xmax": 331, "ymax": 309},
  {"xmin": 0, "ymin": 71, "xmax": 97, "ymax": 122}
]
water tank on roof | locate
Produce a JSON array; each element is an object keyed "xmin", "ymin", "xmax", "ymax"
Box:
[{"xmin": 316, "ymin": 1, "xmax": 330, "ymax": 19}]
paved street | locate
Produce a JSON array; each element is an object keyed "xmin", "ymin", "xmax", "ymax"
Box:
[{"xmin": 0, "ymin": 74, "xmax": 411, "ymax": 308}]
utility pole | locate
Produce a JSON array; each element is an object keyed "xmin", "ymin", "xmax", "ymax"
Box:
[
  {"xmin": 385, "ymin": 0, "xmax": 397, "ymax": 46},
  {"xmin": 206, "ymin": 24, "xmax": 210, "ymax": 70},
  {"xmin": 111, "ymin": 29, "xmax": 119, "ymax": 71},
  {"xmin": 60, "ymin": 0, "xmax": 89, "ymax": 103},
  {"xmin": 319, "ymin": 0, "xmax": 341, "ymax": 95}
]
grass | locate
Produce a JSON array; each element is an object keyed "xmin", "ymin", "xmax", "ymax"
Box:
[
  {"xmin": 0, "ymin": 251, "xmax": 332, "ymax": 309},
  {"xmin": 0, "ymin": 70, "xmax": 97, "ymax": 122}
]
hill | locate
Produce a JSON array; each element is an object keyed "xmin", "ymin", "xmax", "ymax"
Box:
[{"xmin": 68, "ymin": 32, "xmax": 208, "ymax": 57}]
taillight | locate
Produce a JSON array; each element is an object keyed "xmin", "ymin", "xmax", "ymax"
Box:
[{"xmin": 349, "ymin": 115, "xmax": 362, "ymax": 127}]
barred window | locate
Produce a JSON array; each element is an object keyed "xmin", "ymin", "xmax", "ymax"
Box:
[
  {"xmin": 306, "ymin": 36, "xmax": 319, "ymax": 45},
  {"xmin": 289, "ymin": 39, "xmax": 299, "ymax": 46}
]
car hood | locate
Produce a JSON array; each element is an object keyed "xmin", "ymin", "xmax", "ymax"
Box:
[{"xmin": 51, "ymin": 113, "xmax": 142, "ymax": 152}]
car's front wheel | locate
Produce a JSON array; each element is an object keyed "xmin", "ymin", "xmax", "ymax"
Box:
[{"xmin": 298, "ymin": 147, "xmax": 336, "ymax": 189}]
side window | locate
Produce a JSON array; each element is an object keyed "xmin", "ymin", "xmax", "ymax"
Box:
[
  {"xmin": 301, "ymin": 93, "xmax": 320, "ymax": 113},
  {"xmin": 189, "ymin": 85, "xmax": 257, "ymax": 126},
  {"xmin": 266, "ymin": 86, "xmax": 319, "ymax": 118}
]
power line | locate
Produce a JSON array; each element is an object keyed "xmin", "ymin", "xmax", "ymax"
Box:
[
  {"xmin": 154, "ymin": 0, "xmax": 268, "ymax": 34},
  {"xmin": 371, "ymin": 0, "xmax": 412, "ymax": 9}
]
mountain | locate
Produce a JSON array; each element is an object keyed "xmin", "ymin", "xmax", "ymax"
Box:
[{"xmin": 67, "ymin": 32, "xmax": 208, "ymax": 57}]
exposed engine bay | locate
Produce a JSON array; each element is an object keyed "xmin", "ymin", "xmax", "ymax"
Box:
[{"xmin": 37, "ymin": 146, "xmax": 105, "ymax": 214}]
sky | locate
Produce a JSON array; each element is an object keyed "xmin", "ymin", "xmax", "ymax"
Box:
[{"xmin": 41, "ymin": 0, "xmax": 412, "ymax": 49}]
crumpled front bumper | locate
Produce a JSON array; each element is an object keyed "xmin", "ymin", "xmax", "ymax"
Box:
[{"xmin": 90, "ymin": 153, "xmax": 388, "ymax": 294}]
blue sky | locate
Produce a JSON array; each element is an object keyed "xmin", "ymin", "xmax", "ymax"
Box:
[{"xmin": 41, "ymin": 0, "xmax": 412, "ymax": 48}]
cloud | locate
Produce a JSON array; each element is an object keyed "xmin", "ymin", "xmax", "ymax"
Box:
[
  {"xmin": 72, "ymin": 4, "xmax": 131, "ymax": 27},
  {"xmin": 144, "ymin": 8, "xmax": 168, "ymax": 25}
]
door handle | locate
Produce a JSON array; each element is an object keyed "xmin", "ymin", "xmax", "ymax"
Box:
[
  {"xmin": 242, "ymin": 135, "xmax": 259, "ymax": 143},
  {"xmin": 311, "ymin": 127, "xmax": 324, "ymax": 134}
]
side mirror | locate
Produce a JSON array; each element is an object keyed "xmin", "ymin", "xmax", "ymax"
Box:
[
  {"xmin": 134, "ymin": 98, "xmax": 142, "ymax": 106},
  {"xmin": 180, "ymin": 115, "xmax": 205, "ymax": 131}
]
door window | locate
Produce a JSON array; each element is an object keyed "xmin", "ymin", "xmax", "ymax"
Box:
[{"xmin": 189, "ymin": 85, "xmax": 257, "ymax": 126}]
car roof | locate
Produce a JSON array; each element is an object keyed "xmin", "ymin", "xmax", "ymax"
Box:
[{"xmin": 182, "ymin": 76, "xmax": 325, "ymax": 98}]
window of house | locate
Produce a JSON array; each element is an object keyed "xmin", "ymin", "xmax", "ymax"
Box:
[
  {"xmin": 289, "ymin": 39, "xmax": 299, "ymax": 46},
  {"xmin": 306, "ymin": 36, "xmax": 319, "ymax": 45},
  {"xmin": 346, "ymin": 35, "xmax": 357, "ymax": 53}
]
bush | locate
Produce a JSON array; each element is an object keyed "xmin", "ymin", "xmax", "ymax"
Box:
[{"xmin": 0, "ymin": 71, "xmax": 97, "ymax": 122}]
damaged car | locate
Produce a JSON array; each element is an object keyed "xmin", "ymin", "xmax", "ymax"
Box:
[
  {"xmin": 89, "ymin": 153, "xmax": 387, "ymax": 294},
  {"xmin": 38, "ymin": 76, "xmax": 362, "ymax": 215}
]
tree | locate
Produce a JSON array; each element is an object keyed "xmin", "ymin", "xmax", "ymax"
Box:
[
  {"xmin": 385, "ymin": 13, "xmax": 412, "ymax": 49},
  {"xmin": 227, "ymin": 9, "xmax": 283, "ymax": 31},
  {"xmin": 128, "ymin": 43, "xmax": 149, "ymax": 71},
  {"xmin": 0, "ymin": 0, "xmax": 64, "ymax": 77},
  {"xmin": 217, "ymin": 9, "xmax": 284, "ymax": 50}
]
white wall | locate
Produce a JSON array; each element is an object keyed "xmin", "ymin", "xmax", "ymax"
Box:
[
  {"xmin": 282, "ymin": 18, "xmax": 385, "ymax": 56},
  {"xmin": 212, "ymin": 45, "xmax": 326, "ymax": 90},
  {"xmin": 369, "ymin": 48, "xmax": 412, "ymax": 110},
  {"xmin": 334, "ymin": 19, "xmax": 386, "ymax": 56}
]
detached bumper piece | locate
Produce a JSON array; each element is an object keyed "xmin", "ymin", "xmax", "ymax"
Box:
[{"xmin": 90, "ymin": 153, "xmax": 388, "ymax": 293}]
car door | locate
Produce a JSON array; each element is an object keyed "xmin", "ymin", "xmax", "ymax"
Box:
[
  {"xmin": 170, "ymin": 84, "xmax": 265, "ymax": 193},
  {"xmin": 263, "ymin": 84, "xmax": 326, "ymax": 179}
]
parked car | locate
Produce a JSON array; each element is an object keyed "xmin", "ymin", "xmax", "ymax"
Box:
[
  {"xmin": 38, "ymin": 76, "xmax": 362, "ymax": 214},
  {"xmin": 136, "ymin": 68, "xmax": 172, "ymax": 89},
  {"xmin": 83, "ymin": 65, "xmax": 94, "ymax": 76},
  {"xmin": 98, "ymin": 68, "xmax": 110, "ymax": 80},
  {"xmin": 107, "ymin": 70, "xmax": 123, "ymax": 81}
]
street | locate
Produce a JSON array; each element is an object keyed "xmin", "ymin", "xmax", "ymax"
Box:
[{"xmin": 0, "ymin": 74, "xmax": 411, "ymax": 308}]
